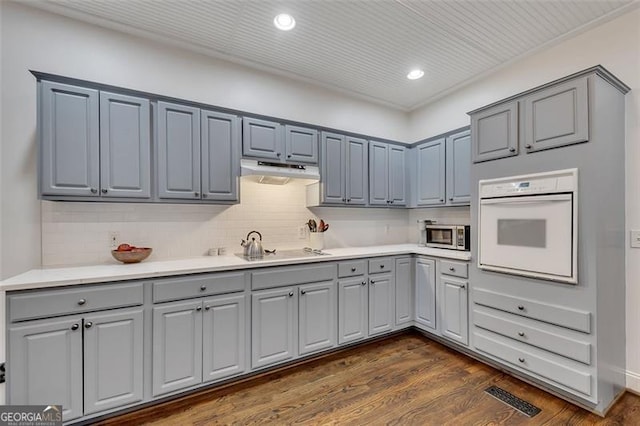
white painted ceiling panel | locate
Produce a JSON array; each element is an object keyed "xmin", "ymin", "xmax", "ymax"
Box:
[{"xmin": 33, "ymin": 0, "xmax": 635, "ymax": 110}]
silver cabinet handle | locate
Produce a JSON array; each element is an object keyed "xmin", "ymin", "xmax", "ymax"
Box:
[
  {"xmin": 509, "ymin": 147, "xmax": 516, "ymax": 153},
  {"xmin": 200, "ymin": 285, "xmax": 207, "ymax": 291},
  {"xmin": 351, "ymin": 267, "xmax": 357, "ymax": 272},
  {"xmin": 518, "ymin": 332, "xmax": 525, "ymax": 337},
  {"xmin": 439, "ymin": 199, "xmax": 444, "ymax": 202},
  {"xmin": 90, "ymin": 188, "xmax": 97, "ymax": 194},
  {"xmin": 517, "ymin": 305, "xmax": 525, "ymax": 311},
  {"xmin": 101, "ymin": 189, "xmax": 108, "ymax": 194},
  {"xmin": 196, "ymin": 306, "xmax": 202, "ymax": 312},
  {"xmin": 518, "ymin": 357, "xmax": 525, "ymax": 363},
  {"xmin": 194, "ymin": 192, "xmax": 200, "ymax": 197},
  {"xmin": 71, "ymin": 324, "xmax": 79, "ymax": 331},
  {"xmin": 347, "ymin": 198, "xmax": 351, "ymax": 202},
  {"xmin": 287, "ymin": 154, "xmax": 292, "ymax": 158},
  {"xmin": 361, "ymin": 281, "xmax": 367, "ymax": 286},
  {"xmin": 202, "ymin": 193, "xmax": 207, "ymax": 198},
  {"xmin": 84, "ymin": 322, "xmax": 93, "ymax": 329},
  {"xmin": 525, "ymin": 144, "xmax": 532, "ymax": 149},
  {"xmin": 342, "ymin": 198, "xmax": 346, "ymax": 202},
  {"xmin": 300, "ymin": 289, "xmax": 306, "ymax": 295},
  {"xmin": 276, "ymin": 152, "xmax": 281, "ymax": 157},
  {"xmin": 449, "ymin": 282, "xmax": 466, "ymax": 289},
  {"xmin": 78, "ymin": 299, "xmax": 87, "ymax": 306},
  {"xmin": 370, "ymin": 280, "xmax": 375, "ymax": 285},
  {"xmin": 449, "ymin": 267, "xmax": 455, "ymax": 272},
  {"xmin": 380, "ymin": 265, "xmax": 385, "ymax": 269},
  {"xmin": 288, "ymin": 291, "xmax": 294, "ymax": 297},
  {"xmin": 205, "ymin": 306, "xmax": 210, "ymax": 311},
  {"xmin": 449, "ymin": 198, "xmax": 454, "ymax": 201}
]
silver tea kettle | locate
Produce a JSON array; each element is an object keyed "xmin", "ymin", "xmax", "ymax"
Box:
[{"xmin": 241, "ymin": 231, "xmax": 264, "ymax": 258}]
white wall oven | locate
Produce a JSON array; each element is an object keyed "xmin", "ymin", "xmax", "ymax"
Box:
[{"xmin": 478, "ymin": 169, "xmax": 578, "ymax": 284}]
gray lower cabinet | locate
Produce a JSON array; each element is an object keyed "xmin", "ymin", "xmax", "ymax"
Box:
[
  {"xmin": 471, "ymin": 100, "xmax": 518, "ymax": 163},
  {"xmin": 251, "ymin": 287, "xmax": 296, "ymax": 369},
  {"xmin": 395, "ymin": 257, "xmax": 413, "ymax": 327},
  {"xmin": 201, "ymin": 110, "xmax": 240, "ymax": 202},
  {"xmin": 298, "ymin": 281, "xmax": 337, "ymax": 356},
  {"xmin": 415, "ymin": 138, "xmax": 446, "ymax": 206},
  {"xmin": 522, "ymin": 76, "xmax": 589, "ymax": 153},
  {"xmin": 368, "ymin": 272, "xmax": 394, "ymax": 335},
  {"xmin": 445, "ymin": 130, "xmax": 471, "ymax": 205},
  {"xmin": 415, "ymin": 258, "xmax": 436, "ymax": 331},
  {"xmin": 439, "ymin": 277, "xmax": 468, "ymax": 345},
  {"xmin": 338, "ymin": 278, "xmax": 368, "ymax": 344},
  {"xmin": 8, "ymin": 307, "xmax": 144, "ymax": 422},
  {"xmin": 153, "ymin": 294, "xmax": 246, "ymax": 396},
  {"xmin": 319, "ymin": 132, "xmax": 368, "ymax": 205}
]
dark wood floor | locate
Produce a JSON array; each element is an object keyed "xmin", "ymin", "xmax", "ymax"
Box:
[{"xmin": 97, "ymin": 332, "xmax": 640, "ymax": 425}]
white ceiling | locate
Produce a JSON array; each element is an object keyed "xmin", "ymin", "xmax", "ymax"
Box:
[{"xmin": 31, "ymin": 0, "xmax": 635, "ymax": 111}]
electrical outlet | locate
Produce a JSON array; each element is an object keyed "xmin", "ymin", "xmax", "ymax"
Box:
[
  {"xmin": 109, "ymin": 231, "xmax": 119, "ymax": 248},
  {"xmin": 631, "ymin": 230, "xmax": 640, "ymax": 248},
  {"xmin": 298, "ymin": 226, "xmax": 308, "ymax": 239}
]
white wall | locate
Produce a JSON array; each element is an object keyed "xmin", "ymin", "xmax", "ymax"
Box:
[
  {"xmin": 0, "ymin": 1, "xmax": 409, "ymax": 280},
  {"xmin": 409, "ymin": 8, "xmax": 640, "ymax": 392}
]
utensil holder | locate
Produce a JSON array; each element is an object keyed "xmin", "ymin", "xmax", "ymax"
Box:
[{"xmin": 309, "ymin": 232, "xmax": 324, "ymax": 250}]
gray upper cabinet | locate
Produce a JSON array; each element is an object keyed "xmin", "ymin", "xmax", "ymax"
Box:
[
  {"xmin": 415, "ymin": 258, "xmax": 436, "ymax": 331},
  {"xmin": 388, "ymin": 145, "xmax": 407, "ymax": 205},
  {"xmin": 369, "ymin": 141, "xmax": 389, "ymax": 206},
  {"xmin": 415, "ymin": 138, "xmax": 446, "ymax": 206},
  {"xmin": 445, "ymin": 130, "xmax": 471, "ymax": 204},
  {"xmin": 298, "ymin": 281, "xmax": 337, "ymax": 356},
  {"xmin": 202, "ymin": 294, "xmax": 246, "ymax": 383},
  {"xmin": 40, "ymin": 81, "xmax": 100, "ymax": 197},
  {"xmin": 368, "ymin": 273, "xmax": 394, "ymax": 336},
  {"xmin": 395, "ymin": 257, "xmax": 413, "ymax": 326},
  {"xmin": 152, "ymin": 300, "xmax": 203, "ymax": 396},
  {"xmin": 83, "ymin": 308, "xmax": 144, "ymax": 415},
  {"xmin": 251, "ymin": 287, "xmax": 296, "ymax": 369},
  {"xmin": 338, "ymin": 277, "xmax": 368, "ymax": 345},
  {"xmin": 8, "ymin": 315, "xmax": 84, "ymax": 422},
  {"xmin": 157, "ymin": 101, "xmax": 201, "ymax": 200},
  {"xmin": 522, "ymin": 77, "xmax": 589, "ymax": 153},
  {"xmin": 471, "ymin": 100, "xmax": 518, "ymax": 163},
  {"xmin": 201, "ymin": 110, "xmax": 240, "ymax": 202},
  {"xmin": 99, "ymin": 92, "xmax": 151, "ymax": 198},
  {"xmin": 285, "ymin": 125, "xmax": 318, "ymax": 164},
  {"xmin": 242, "ymin": 117, "xmax": 282, "ymax": 161},
  {"xmin": 440, "ymin": 277, "xmax": 468, "ymax": 346},
  {"xmin": 243, "ymin": 118, "xmax": 318, "ymax": 165},
  {"xmin": 321, "ymin": 132, "xmax": 346, "ymax": 204},
  {"xmin": 346, "ymin": 137, "xmax": 369, "ymax": 205}
]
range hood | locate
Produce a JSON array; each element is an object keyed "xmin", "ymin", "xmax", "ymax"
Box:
[{"xmin": 240, "ymin": 159, "xmax": 320, "ymax": 185}]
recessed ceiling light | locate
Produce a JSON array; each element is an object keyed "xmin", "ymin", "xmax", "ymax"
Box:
[
  {"xmin": 407, "ymin": 69, "xmax": 425, "ymax": 80},
  {"xmin": 274, "ymin": 13, "xmax": 296, "ymax": 31}
]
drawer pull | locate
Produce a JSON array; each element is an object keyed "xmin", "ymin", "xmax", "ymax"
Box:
[
  {"xmin": 518, "ymin": 357, "xmax": 525, "ymax": 363},
  {"xmin": 78, "ymin": 299, "xmax": 87, "ymax": 306},
  {"xmin": 449, "ymin": 267, "xmax": 455, "ymax": 272},
  {"xmin": 288, "ymin": 291, "xmax": 294, "ymax": 297},
  {"xmin": 70, "ymin": 324, "xmax": 79, "ymax": 331},
  {"xmin": 361, "ymin": 281, "xmax": 367, "ymax": 286},
  {"xmin": 300, "ymin": 289, "xmax": 306, "ymax": 295},
  {"xmin": 200, "ymin": 285, "xmax": 207, "ymax": 291},
  {"xmin": 380, "ymin": 265, "xmax": 385, "ymax": 269},
  {"xmin": 205, "ymin": 306, "xmax": 210, "ymax": 311},
  {"xmin": 517, "ymin": 305, "xmax": 525, "ymax": 311},
  {"xmin": 196, "ymin": 306, "xmax": 202, "ymax": 312},
  {"xmin": 370, "ymin": 280, "xmax": 375, "ymax": 285},
  {"xmin": 351, "ymin": 267, "xmax": 357, "ymax": 272},
  {"xmin": 518, "ymin": 332, "xmax": 525, "ymax": 337},
  {"xmin": 84, "ymin": 322, "xmax": 93, "ymax": 329}
]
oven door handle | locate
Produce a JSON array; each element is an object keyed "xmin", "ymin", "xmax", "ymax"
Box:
[{"xmin": 480, "ymin": 194, "xmax": 572, "ymax": 205}]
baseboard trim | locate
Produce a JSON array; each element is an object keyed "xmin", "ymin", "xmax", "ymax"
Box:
[{"xmin": 627, "ymin": 370, "xmax": 640, "ymax": 394}]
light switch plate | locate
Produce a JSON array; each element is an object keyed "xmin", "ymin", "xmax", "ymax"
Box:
[{"xmin": 631, "ymin": 230, "xmax": 640, "ymax": 248}]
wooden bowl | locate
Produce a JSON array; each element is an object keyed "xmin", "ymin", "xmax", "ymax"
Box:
[{"xmin": 111, "ymin": 248, "xmax": 152, "ymax": 264}]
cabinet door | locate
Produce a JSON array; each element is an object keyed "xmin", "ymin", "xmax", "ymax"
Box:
[
  {"xmin": 395, "ymin": 257, "xmax": 413, "ymax": 326},
  {"xmin": 251, "ymin": 287, "xmax": 296, "ymax": 369},
  {"xmin": 242, "ymin": 117, "xmax": 282, "ymax": 161},
  {"xmin": 345, "ymin": 137, "xmax": 368, "ymax": 205},
  {"xmin": 40, "ymin": 81, "xmax": 99, "ymax": 197},
  {"xmin": 388, "ymin": 145, "xmax": 407, "ymax": 206},
  {"xmin": 285, "ymin": 125, "xmax": 318, "ymax": 164},
  {"xmin": 415, "ymin": 258, "xmax": 436, "ymax": 331},
  {"xmin": 157, "ymin": 101, "xmax": 201, "ymax": 200},
  {"xmin": 152, "ymin": 300, "xmax": 203, "ymax": 396},
  {"xmin": 299, "ymin": 281, "xmax": 336, "ymax": 356},
  {"xmin": 416, "ymin": 139, "xmax": 445, "ymax": 206},
  {"xmin": 201, "ymin": 110, "xmax": 240, "ymax": 201},
  {"xmin": 100, "ymin": 92, "xmax": 151, "ymax": 198},
  {"xmin": 321, "ymin": 132, "xmax": 346, "ymax": 204},
  {"xmin": 83, "ymin": 308, "xmax": 144, "ymax": 415},
  {"xmin": 368, "ymin": 273, "xmax": 394, "ymax": 336},
  {"xmin": 471, "ymin": 101, "xmax": 518, "ymax": 163},
  {"xmin": 446, "ymin": 130, "xmax": 471, "ymax": 205},
  {"xmin": 440, "ymin": 277, "xmax": 468, "ymax": 345},
  {"xmin": 202, "ymin": 294, "xmax": 246, "ymax": 383},
  {"xmin": 523, "ymin": 77, "xmax": 589, "ymax": 153},
  {"xmin": 338, "ymin": 278, "xmax": 368, "ymax": 344},
  {"xmin": 8, "ymin": 316, "xmax": 83, "ymax": 422},
  {"xmin": 369, "ymin": 141, "xmax": 389, "ymax": 206}
]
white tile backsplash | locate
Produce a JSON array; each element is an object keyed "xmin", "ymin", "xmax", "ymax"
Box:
[{"xmin": 41, "ymin": 179, "xmax": 420, "ymax": 267}]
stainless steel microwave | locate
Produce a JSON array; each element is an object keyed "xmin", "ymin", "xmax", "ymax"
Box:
[{"xmin": 426, "ymin": 225, "xmax": 470, "ymax": 251}]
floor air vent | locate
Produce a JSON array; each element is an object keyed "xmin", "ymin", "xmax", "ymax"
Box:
[{"xmin": 484, "ymin": 385, "xmax": 541, "ymax": 417}]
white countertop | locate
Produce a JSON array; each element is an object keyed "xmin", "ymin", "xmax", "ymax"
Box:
[{"xmin": 0, "ymin": 244, "xmax": 471, "ymax": 291}]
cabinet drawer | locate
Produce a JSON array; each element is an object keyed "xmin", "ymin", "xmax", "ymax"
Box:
[
  {"xmin": 251, "ymin": 263, "xmax": 335, "ymax": 290},
  {"xmin": 474, "ymin": 307, "xmax": 591, "ymax": 364},
  {"xmin": 8, "ymin": 282, "xmax": 143, "ymax": 322},
  {"xmin": 368, "ymin": 258, "xmax": 393, "ymax": 274},
  {"xmin": 338, "ymin": 260, "xmax": 366, "ymax": 278},
  {"xmin": 474, "ymin": 330, "xmax": 592, "ymax": 398},
  {"xmin": 153, "ymin": 272, "xmax": 245, "ymax": 303},
  {"xmin": 440, "ymin": 260, "xmax": 468, "ymax": 278},
  {"xmin": 473, "ymin": 288, "xmax": 591, "ymax": 333}
]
